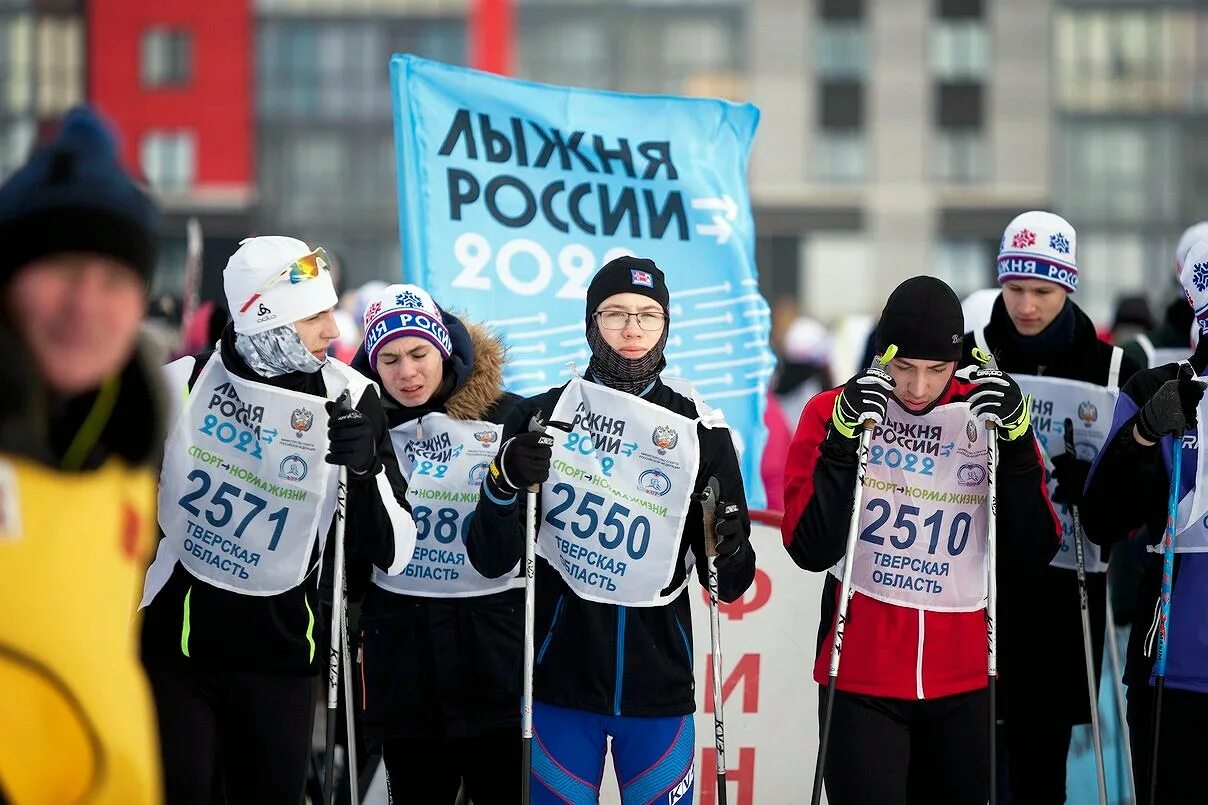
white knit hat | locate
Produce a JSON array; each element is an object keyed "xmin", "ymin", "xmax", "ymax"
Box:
[
  {"xmin": 1176, "ymin": 222, "xmax": 1208, "ymax": 274},
  {"xmin": 997, "ymin": 211, "xmax": 1079, "ymax": 293},
  {"xmin": 223, "ymin": 236, "xmax": 338, "ymax": 335},
  {"xmin": 1179, "ymin": 240, "xmax": 1208, "ymax": 333}
]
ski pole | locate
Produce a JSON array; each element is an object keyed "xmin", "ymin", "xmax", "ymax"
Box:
[
  {"xmin": 341, "ymin": 600, "xmax": 360, "ymax": 805},
  {"xmin": 520, "ymin": 413, "xmax": 570, "ymax": 804},
  {"xmin": 985, "ymin": 416, "xmax": 999, "ymax": 805},
  {"xmin": 1149, "ymin": 429, "xmax": 1183, "ymax": 805},
  {"xmin": 1064, "ymin": 418, "xmax": 1108, "ymax": 805},
  {"xmin": 970, "ymin": 347, "xmax": 999, "ymax": 805},
  {"xmin": 521, "ymin": 475, "xmax": 537, "ymax": 805},
  {"xmin": 1104, "ymin": 581, "xmax": 1136, "ymax": 805},
  {"xmin": 325, "ymin": 391, "xmax": 353, "ymax": 805},
  {"xmin": 699, "ymin": 476, "xmax": 728, "ymax": 805},
  {"xmin": 811, "ymin": 343, "xmax": 898, "ymax": 805}
]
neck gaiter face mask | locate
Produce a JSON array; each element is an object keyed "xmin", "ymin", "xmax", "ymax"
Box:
[
  {"xmin": 585, "ymin": 322, "xmax": 669, "ymax": 396},
  {"xmin": 234, "ymin": 322, "xmax": 325, "ymax": 379}
]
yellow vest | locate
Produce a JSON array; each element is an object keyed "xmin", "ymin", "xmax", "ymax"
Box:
[{"xmin": 0, "ymin": 455, "xmax": 162, "ymax": 804}]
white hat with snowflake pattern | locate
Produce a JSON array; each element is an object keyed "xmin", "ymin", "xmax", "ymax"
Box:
[
  {"xmin": 1179, "ymin": 240, "xmax": 1208, "ymax": 333},
  {"xmin": 997, "ymin": 211, "xmax": 1079, "ymax": 293}
]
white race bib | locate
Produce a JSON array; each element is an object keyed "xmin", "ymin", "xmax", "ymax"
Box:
[
  {"xmin": 156, "ymin": 354, "xmax": 367, "ymax": 595},
  {"xmin": 373, "ymin": 415, "xmax": 521, "ymax": 597},
  {"xmin": 836, "ymin": 401, "xmax": 990, "ymax": 612},
  {"xmin": 1016, "ymin": 375, "xmax": 1118, "ymax": 573},
  {"xmin": 537, "ymin": 379, "xmax": 703, "ymax": 606},
  {"xmin": 1174, "ymin": 370, "xmax": 1208, "ymax": 551}
]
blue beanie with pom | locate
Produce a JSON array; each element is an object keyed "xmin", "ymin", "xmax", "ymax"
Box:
[{"xmin": 0, "ymin": 106, "xmax": 159, "ymax": 285}]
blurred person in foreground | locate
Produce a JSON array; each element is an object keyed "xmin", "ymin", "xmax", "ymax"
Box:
[
  {"xmin": 0, "ymin": 106, "xmax": 164, "ymax": 803},
  {"xmin": 1122, "ymin": 223, "xmax": 1208, "ymax": 370}
]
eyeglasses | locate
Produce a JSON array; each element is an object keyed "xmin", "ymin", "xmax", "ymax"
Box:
[
  {"xmin": 594, "ymin": 310, "xmax": 667, "ymax": 331},
  {"xmin": 239, "ymin": 247, "xmax": 331, "ymax": 313}
]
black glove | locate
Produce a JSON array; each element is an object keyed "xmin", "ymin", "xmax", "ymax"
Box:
[
  {"xmin": 831, "ymin": 367, "xmax": 894, "ymax": 440},
  {"xmin": 961, "ymin": 366, "xmax": 1031, "ymax": 442},
  {"xmin": 1137, "ymin": 363, "xmax": 1205, "ymax": 442},
  {"xmin": 487, "ymin": 430, "xmax": 554, "ymax": 496},
  {"xmin": 1050, "ymin": 451, "xmax": 1092, "ymax": 506},
  {"xmin": 326, "ymin": 393, "xmax": 380, "ymax": 476},
  {"xmin": 712, "ymin": 501, "xmax": 749, "ymax": 572}
]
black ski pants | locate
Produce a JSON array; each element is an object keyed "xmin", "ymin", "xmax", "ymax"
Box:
[
  {"xmin": 1127, "ymin": 682, "xmax": 1208, "ymax": 805},
  {"xmin": 383, "ymin": 730, "xmax": 521, "ymax": 805},
  {"xmin": 821, "ymin": 686, "xmax": 990, "ymax": 805},
  {"xmin": 146, "ymin": 663, "xmax": 314, "ymax": 805}
]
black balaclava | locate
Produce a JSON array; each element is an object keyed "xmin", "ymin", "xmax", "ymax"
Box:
[
  {"xmin": 584, "ymin": 256, "xmax": 671, "ymax": 395},
  {"xmin": 1005, "ymin": 296, "xmax": 1076, "ymax": 359}
]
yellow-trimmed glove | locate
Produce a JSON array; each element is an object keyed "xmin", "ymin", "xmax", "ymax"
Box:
[{"xmin": 831, "ymin": 366, "xmax": 895, "ymax": 440}]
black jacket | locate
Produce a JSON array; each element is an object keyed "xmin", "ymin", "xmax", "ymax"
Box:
[
  {"xmin": 962, "ymin": 297, "xmax": 1140, "ymax": 724},
  {"xmin": 352, "ymin": 312, "xmax": 525, "ymax": 742},
  {"xmin": 141, "ymin": 324, "xmax": 413, "ymax": 675},
  {"xmin": 466, "ymin": 376, "xmax": 756, "ymax": 717}
]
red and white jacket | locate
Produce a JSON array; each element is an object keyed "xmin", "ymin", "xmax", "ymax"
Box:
[{"xmin": 782, "ymin": 379, "xmax": 1059, "ymax": 701}]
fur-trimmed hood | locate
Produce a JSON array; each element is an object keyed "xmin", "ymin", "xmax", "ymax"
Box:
[
  {"xmin": 353, "ymin": 310, "xmax": 510, "ymax": 424},
  {"xmin": 443, "ymin": 317, "xmax": 507, "ymax": 421}
]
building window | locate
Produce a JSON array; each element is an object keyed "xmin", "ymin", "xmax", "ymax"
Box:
[
  {"xmin": 517, "ymin": 10, "xmax": 741, "ymax": 98},
  {"xmin": 933, "ymin": 81, "xmax": 984, "ymax": 182},
  {"xmin": 259, "ymin": 20, "xmax": 465, "ymax": 122},
  {"xmin": 141, "ymin": 28, "xmax": 192, "ymax": 88},
  {"xmin": 935, "ymin": 238, "xmax": 992, "ymax": 298},
  {"xmin": 819, "ymin": 0, "xmax": 862, "ymax": 21},
  {"xmin": 0, "ymin": 13, "xmax": 33, "ymax": 116},
  {"xmin": 36, "ymin": 15, "xmax": 81, "ymax": 116},
  {"xmin": 1060, "ymin": 122, "xmax": 1176, "ymax": 221},
  {"xmin": 140, "ymin": 130, "xmax": 195, "ymax": 193},
  {"xmin": 816, "ymin": 21, "xmax": 866, "ymax": 79},
  {"xmin": 1077, "ymin": 232, "xmax": 1147, "ymax": 324},
  {"xmin": 820, "ymin": 79, "xmax": 863, "ymax": 129},
  {"xmin": 0, "ymin": 118, "xmax": 34, "ymax": 178},
  {"xmin": 815, "ymin": 79, "xmax": 865, "ymax": 182},
  {"xmin": 1055, "ymin": 10, "xmax": 1194, "ymax": 113},
  {"xmin": 936, "ymin": 0, "xmax": 982, "ymax": 19},
  {"xmin": 930, "ymin": 22, "xmax": 986, "ymax": 80}
]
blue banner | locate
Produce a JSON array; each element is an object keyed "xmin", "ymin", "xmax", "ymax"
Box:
[{"xmin": 391, "ymin": 54, "xmax": 771, "ymax": 508}]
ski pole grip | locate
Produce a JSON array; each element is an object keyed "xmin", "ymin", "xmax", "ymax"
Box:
[
  {"xmin": 858, "ymin": 343, "xmax": 898, "ymax": 429},
  {"xmin": 700, "ymin": 476, "xmax": 721, "ymax": 558},
  {"xmin": 524, "ymin": 410, "xmax": 571, "ymax": 493}
]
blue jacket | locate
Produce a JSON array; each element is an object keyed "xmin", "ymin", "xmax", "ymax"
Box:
[{"xmin": 1083, "ymin": 344, "xmax": 1208, "ymax": 694}]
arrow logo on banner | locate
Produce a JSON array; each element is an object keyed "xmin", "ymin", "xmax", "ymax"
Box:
[
  {"xmin": 487, "ymin": 311, "xmax": 548, "ymax": 327},
  {"xmin": 504, "ymin": 371, "xmax": 548, "ymax": 385},
  {"xmin": 692, "ymin": 195, "xmax": 738, "ymax": 221},
  {"xmin": 695, "ymin": 215, "xmax": 733, "ymax": 245},
  {"xmin": 509, "ymin": 342, "xmax": 547, "ymax": 355}
]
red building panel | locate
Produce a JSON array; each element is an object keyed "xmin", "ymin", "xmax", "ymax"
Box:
[{"xmin": 87, "ymin": 0, "xmax": 252, "ymax": 189}]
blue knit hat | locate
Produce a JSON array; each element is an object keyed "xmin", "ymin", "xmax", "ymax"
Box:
[{"xmin": 0, "ymin": 106, "xmax": 159, "ymax": 285}]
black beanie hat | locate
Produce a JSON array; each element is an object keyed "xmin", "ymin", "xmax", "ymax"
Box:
[
  {"xmin": 0, "ymin": 106, "xmax": 159, "ymax": 287},
  {"xmin": 875, "ymin": 276, "xmax": 964, "ymax": 362},
  {"xmin": 584, "ymin": 256, "xmax": 670, "ymax": 326}
]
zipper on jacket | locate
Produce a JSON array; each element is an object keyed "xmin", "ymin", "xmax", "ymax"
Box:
[
  {"xmin": 536, "ymin": 595, "xmax": 566, "ymax": 665},
  {"xmin": 614, "ymin": 607, "xmax": 628, "ymax": 715},
  {"xmin": 915, "ymin": 609, "xmax": 925, "ymax": 700}
]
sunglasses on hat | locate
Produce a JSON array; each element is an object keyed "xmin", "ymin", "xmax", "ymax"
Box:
[{"xmin": 239, "ymin": 247, "xmax": 331, "ymax": 314}]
